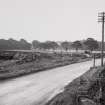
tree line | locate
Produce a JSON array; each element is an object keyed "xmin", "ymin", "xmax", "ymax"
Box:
[
  {"xmin": 0, "ymin": 38, "xmax": 102, "ymax": 52},
  {"xmin": 0, "ymin": 38, "xmax": 31, "ymax": 50},
  {"xmin": 32, "ymin": 38, "xmax": 99, "ymax": 52}
]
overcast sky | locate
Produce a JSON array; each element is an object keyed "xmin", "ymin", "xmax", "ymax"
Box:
[{"xmin": 0, "ymin": 0, "xmax": 104, "ymax": 42}]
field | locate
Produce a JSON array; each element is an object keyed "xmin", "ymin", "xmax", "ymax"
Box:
[{"xmin": 0, "ymin": 50, "xmax": 90, "ymax": 80}]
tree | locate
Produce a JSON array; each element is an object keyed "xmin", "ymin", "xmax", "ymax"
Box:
[
  {"xmin": 84, "ymin": 38, "xmax": 99, "ymax": 51},
  {"xmin": 61, "ymin": 41, "xmax": 71, "ymax": 51},
  {"xmin": 19, "ymin": 39, "xmax": 31, "ymax": 50},
  {"xmin": 0, "ymin": 38, "xmax": 31, "ymax": 50},
  {"xmin": 40, "ymin": 42, "xmax": 50, "ymax": 50},
  {"xmin": 39, "ymin": 41, "xmax": 59, "ymax": 50},
  {"xmin": 32, "ymin": 40, "xmax": 40, "ymax": 49},
  {"xmin": 47, "ymin": 41, "xmax": 59, "ymax": 50},
  {"xmin": 72, "ymin": 40, "xmax": 82, "ymax": 51}
]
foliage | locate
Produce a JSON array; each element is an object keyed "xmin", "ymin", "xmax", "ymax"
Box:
[
  {"xmin": 61, "ymin": 41, "xmax": 71, "ymax": 51},
  {"xmin": 32, "ymin": 40, "xmax": 40, "ymax": 49},
  {"xmin": 0, "ymin": 38, "xmax": 31, "ymax": 50},
  {"xmin": 84, "ymin": 38, "xmax": 99, "ymax": 51},
  {"xmin": 72, "ymin": 40, "xmax": 82, "ymax": 51},
  {"xmin": 32, "ymin": 40, "xmax": 59, "ymax": 50},
  {"xmin": 47, "ymin": 41, "xmax": 59, "ymax": 50},
  {"xmin": 0, "ymin": 38, "xmax": 100, "ymax": 51}
]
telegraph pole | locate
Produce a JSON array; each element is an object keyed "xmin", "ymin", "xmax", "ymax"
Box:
[
  {"xmin": 98, "ymin": 12, "xmax": 105, "ymax": 67},
  {"xmin": 93, "ymin": 53, "xmax": 96, "ymax": 67}
]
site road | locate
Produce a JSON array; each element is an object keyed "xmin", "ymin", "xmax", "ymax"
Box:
[{"xmin": 0, "ymin": 59, "xmax": 103, "ymax": 105}]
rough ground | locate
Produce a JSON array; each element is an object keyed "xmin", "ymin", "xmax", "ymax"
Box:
[{"xmin": 0, "ymin": 51, "xmax": 89, "ymax": 79}]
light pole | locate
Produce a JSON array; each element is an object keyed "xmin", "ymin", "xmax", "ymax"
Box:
[{"xmin": 98, "ymin": 12, "xmax": 105, "ymax": 67}]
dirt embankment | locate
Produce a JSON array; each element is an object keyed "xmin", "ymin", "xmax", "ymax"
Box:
[
  {"xmin": 0, "ymin": 51, "xmax": 90, "ymax": 80},
  {"xmin": 46, "ymin": 66, "xmax": 105, "ymax": 105}
]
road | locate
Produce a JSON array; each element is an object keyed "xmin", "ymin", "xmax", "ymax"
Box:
[{"xmin": 0, "ymin": 59, "xmax": 102, "ymax": 105}]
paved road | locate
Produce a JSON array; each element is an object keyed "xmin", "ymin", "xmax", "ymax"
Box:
[{"xmin": 0, "ymin": 59, "xmax": 102, "ymax": 105}]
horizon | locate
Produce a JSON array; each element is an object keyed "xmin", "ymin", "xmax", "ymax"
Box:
[
  {"xmin": 0, "ymin": 37, "xmax": 101, "ymax": 43},
  {"xmin": 0, "ymin": 0, "xmax": 104, "ymax": 42}
]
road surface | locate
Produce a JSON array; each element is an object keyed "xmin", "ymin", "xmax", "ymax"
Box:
[{"xmin": 0, "ymin": 59, "xmax": 102, "ymax": 105}]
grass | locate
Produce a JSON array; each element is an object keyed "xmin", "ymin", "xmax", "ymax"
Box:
[{"xmin": 0, "ymin": 51, "xmax": 90, "ymax": 80}]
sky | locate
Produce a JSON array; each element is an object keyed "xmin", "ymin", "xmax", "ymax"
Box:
[{"xmin": 0, "ymin": 0, "xmax": 105, "ymax": 42}]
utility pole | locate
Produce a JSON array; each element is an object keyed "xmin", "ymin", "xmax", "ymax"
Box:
[
  {"xmin": 93, "ymin": 53, "xmax": 96, "ymax": 67},
  {"xmin": 98, "ymin": 12, "xmax": 105, "ymax": 67}
]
